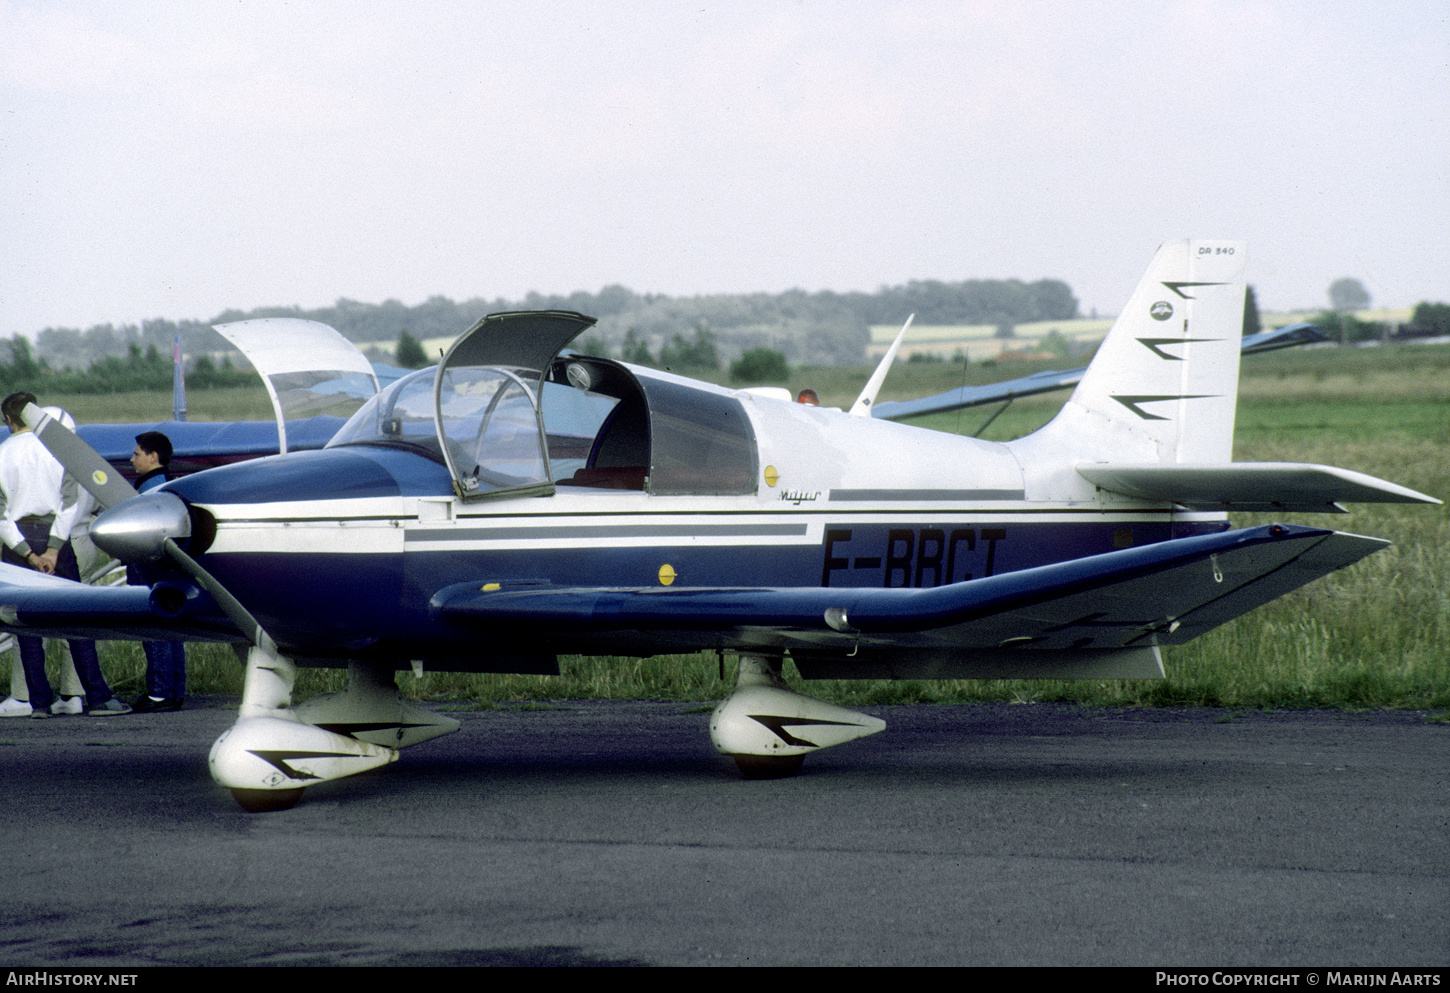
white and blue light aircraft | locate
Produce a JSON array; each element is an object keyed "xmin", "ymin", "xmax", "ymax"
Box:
[{"xmin": 2, "ymin": 240, "xmax": 1437, "ymax": 810}]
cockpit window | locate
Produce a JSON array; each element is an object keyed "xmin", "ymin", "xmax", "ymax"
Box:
[
  {"xmin": 212, "ymin": 318, "xmax": 381, "ymax": 455},
  {"xmin": 540, "ymin": 381, "xmax": 619, "ymax": 480},
  {"xmin": 328, "ymin": 322, "xmax": 758, "ymax": 501},
  {"xmin": 327, "ymin": 368, "xmax": 438, "ymax": 455},
  {"xmin": 436, "ymin": 366, "xmax": 550, "ymax": 497},
  {"xmin": 636, "ymin": 376, "xmax": 756, "ymax": 495},
  {"xmin": 268, "ymin": 370, "xmax": 379, "ymax": 420},
  {"xmin": 327, "ymin": 365, "xmax": 553, "ymax": 500},
  {"xmin": 546, "ymin": 357, "xmax": 757, "ymax": 496}
]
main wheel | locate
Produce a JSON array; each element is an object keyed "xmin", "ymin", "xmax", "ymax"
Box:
[
  {"xmin": 733, "ymin": 754, "xmax": 805, "ymax": 780},
  {"xmin": 230, "ymin": 787, "xmax": 305, "ymax": 812}
]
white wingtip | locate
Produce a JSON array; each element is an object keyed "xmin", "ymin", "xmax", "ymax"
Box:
[{"xmin": 850, "ymin": 314, "xmax": 914, "ymax": 417}]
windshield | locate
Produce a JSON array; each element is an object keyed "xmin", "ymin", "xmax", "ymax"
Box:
[
  {"xmin": 212, "ymin": 318, "xmax": 379, "ymax": 454},
  {"xmin": 437, "ymin": 366, "xmax": 549, "ymax": 496},
  {"xmin": 328, "ymin": 365, "xmax": 553, "ymax": 499},
  {"xmin": 328, "ymin": 368, "xmax": 439, "ymax": 455}
]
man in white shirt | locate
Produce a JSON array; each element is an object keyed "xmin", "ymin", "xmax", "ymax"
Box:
[
  {"xmin": 0, "ymin": 406, "xmax": 88, "ymax": 717},
  {"xmin": 0, "ymin": 392, "xmax": 130, "ymax": 717}
]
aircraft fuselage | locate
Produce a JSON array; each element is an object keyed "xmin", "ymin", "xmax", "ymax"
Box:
[{"xmin": 163, "ymin": 409, "xmax": 1226, "ymax": 668}]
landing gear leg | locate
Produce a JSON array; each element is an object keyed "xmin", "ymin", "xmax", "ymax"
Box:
[{"xmin": 294, "ymin": 661, "xmax": 460, "ymax": 748}]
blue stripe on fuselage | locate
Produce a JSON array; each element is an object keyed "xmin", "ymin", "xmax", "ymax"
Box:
[
  {"xmin": 200, "ymin": 551, "xmax": 403, "ymax": 655},
  {"xmin": 192, "ymin": 516, "xmax": 1225, "ymax": 661},
  {"xmin": 397, "ymin": 518, "xmax": 1225, "ymax": 601}
]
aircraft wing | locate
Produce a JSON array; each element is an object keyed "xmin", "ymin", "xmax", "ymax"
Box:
[
  {"xmin": 77, "ymin": 416, "xmax": 348, "ymax": 480},
  {"xmin": 0, "ymin": 524, "xmax": 1385, "ymax": 662},
  {"xmin": 431, "ymin": 523, "xmax": 1383, "ymax": 653},
  {"xmin": 1238, "ymin": 322, "xmax": 1331, "ymax": 354},
  {"xmin": 870, "ymin": 367, "xmax": 1083, "ymax": 421},
  {"xmin": 872, "ymin": 323, "xmax": 1328, "ymax": 422},
  {"xmin": 0, "ymin": 563, "xmax": 244, "ymax": 643}
]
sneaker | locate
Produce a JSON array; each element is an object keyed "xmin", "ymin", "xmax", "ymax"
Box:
[
  {"xmin": 132, "ymin": 696, "xmax": 184, "ymax": 713},
  {"xmin": 29, "ymin": 709, "xmax": 51, "ymax": 720},
  {"xmin": 0, "ymin": 696, "xmax": 33, "ymax": 717},
  {"xmin": 87, "ymin": 698, "xmax": 132, "ymax": 716},
  {"xmin": 50, "ymin": 696, "xmax": 83, "ymax": 716}
]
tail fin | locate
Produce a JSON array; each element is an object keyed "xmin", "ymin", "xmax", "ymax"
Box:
[
  {"xmin": 172, "ymin": 334, "xmax": 187, "ymax": 422},
  {"xmin": 1022, "ymin": 240, "xmax": 1247, "ymax": 467}
]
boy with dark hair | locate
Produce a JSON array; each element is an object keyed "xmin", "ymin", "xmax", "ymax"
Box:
[
  {"xmin": 129, "ymin": 431, "xmax": 186, "ymax": 711},
  {"xmin": 133, "ymin": 430, "xmax": 173, "ymax": 476}
]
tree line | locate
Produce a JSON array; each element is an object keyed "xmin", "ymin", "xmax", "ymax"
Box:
[
  {"xmin": 9, "ymin": 280, "xmax": 1448, "ymax": 396},
  {"xmin": 19, "ymin": 276, "xmax": 1081, "ymax": 377},
  {"xmin": 1310, "ymin": 301, "xmax": 1450, "ymax": 345},
  {"xmin": 0, "ymin": 335, "xmax": 255, "ymax": 397}
]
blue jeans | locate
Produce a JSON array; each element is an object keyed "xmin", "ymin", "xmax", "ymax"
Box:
[
  {"xmin": 142, "ymin": 640, "xmax": 187, "ymax": 699},
  {"xmin": 6, "ymin": 520, "xmax": 111, "ymax": 711},
  {"xmin": 127, "ymin": 562, "xmax": 187, "ymax": 699}
]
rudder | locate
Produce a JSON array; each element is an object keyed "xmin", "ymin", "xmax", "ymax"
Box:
[{"xmin": 1025, "ymin": 240, "xmax": 1248, "ymax": 467}]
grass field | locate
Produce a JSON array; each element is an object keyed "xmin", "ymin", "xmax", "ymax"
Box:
[{"xmin": 29, "ymin": 342, "xmax": 1450, "ymax": 714}]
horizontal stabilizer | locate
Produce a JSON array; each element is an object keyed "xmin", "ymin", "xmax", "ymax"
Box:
[{"xmin": 1077, "ymin": 462, "xmax": 1441, "ymax": 512}]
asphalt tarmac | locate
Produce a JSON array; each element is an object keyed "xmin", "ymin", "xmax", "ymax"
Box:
[{"xmin": 1, "ymin": 698, "xmax": 1445, "ymax": 967}]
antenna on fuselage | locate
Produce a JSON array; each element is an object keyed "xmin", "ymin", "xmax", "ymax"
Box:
[{"xmin": 849, "ymin": 314, "xmax": 913, "ymax": 418}]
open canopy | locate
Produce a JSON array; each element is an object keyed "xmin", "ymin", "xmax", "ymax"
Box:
[
  {"xmin": 212, "ymin": 318, "xmax": 380, "ymax": 454},
  {"xmin": 327, "ymin": 310, "xmax": 758, "ymax": 501}
]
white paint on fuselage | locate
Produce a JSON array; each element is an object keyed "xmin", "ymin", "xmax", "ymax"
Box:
[
  {"xmin": 198, "ymin": 493, "xmax": 1214, "ymax": 558},
  {"xmin": 736, "ymin": 390, "xmax": 1026, "ymax": 502},
  {"xmin": 195, "ymin": 375, "xmax": 1228, "ymax": 560}
]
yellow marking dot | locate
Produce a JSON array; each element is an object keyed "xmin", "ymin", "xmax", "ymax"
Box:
[
  {"xmin": 481, "ymin": 582, "xmax": 500, "ymax": 591},
  {"xmin": 658, "ymin": 564, "xmax": 676, "ymax": 586},
  {"xmin": 92, "ymin": 469, "xmax": 108, "ymax": 486},
  {"xmin": 764, "ymin": 465, "xmax": 779, "ymax": 487}
]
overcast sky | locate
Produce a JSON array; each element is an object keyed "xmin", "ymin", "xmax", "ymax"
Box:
[{"xmin": 2, "ymin": 0, "xmax": 1446, "ymax": 337}]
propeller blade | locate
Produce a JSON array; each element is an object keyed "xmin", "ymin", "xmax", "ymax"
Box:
[
  {"xmin": 162, "ymin": 538, "xmax": 277, "ymax": 656},
  {"xmin": 22, "ymin": 403, "xmax": 279, "ymax": 656},
  {"xmin": 21, "ymin": 403, "xmax": 137, "ymax": 511}
]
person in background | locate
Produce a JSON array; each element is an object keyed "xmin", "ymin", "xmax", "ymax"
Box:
[
  {"xmin": 0, "ymin": 402, "xmax": 89, "ymax": 716},
  {"xmin": 129, "ymin": 431, "xmax": 187, "ymax": 712},
  {"xmin": 0, "ymin": 392, "xmax": 129, "ymax": 716}
]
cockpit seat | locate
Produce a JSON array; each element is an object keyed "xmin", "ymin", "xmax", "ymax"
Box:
[{"xmin": 558, "ymin": 466, "xmax": 647, "ymax": 490}]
